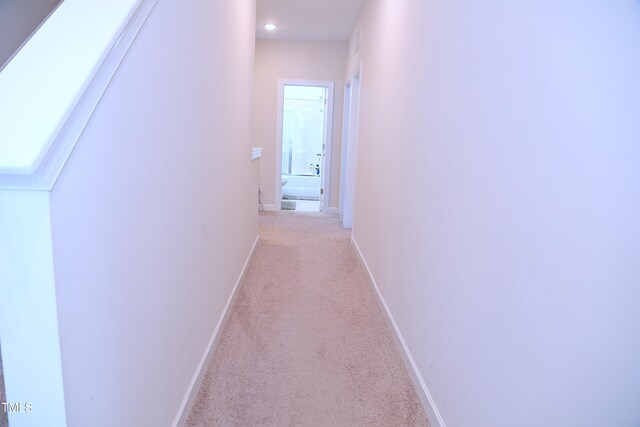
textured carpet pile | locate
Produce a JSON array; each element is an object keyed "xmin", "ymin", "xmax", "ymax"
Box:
[
  {"xmin": 0, "ymin": 346, "xmax": 7, "ymax": 427},
  {"xmin": 186, "ymin": 212, "xmax": 429, "ymax": 426}
]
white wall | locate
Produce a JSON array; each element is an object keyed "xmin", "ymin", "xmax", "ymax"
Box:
[
  {"xmin": 47, "ymin": 1, "xmax": 257, "ymax": 426},
  {"xmin": 0, "ymin": 0, "xmax": 61, "ymax": 67},
  {"xmin": 350, "ymin": 1, "xmax": 640, "ymax": 426},
  {"xmin": 252, "ymin": 39, "xmax": 347, "ymax": 210}
]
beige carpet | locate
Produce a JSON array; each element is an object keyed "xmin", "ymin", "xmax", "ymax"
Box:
[
  {"xmin": 0, "ymin": 345, "xmax": 7, "ymax": 427},
  {"xmin": 186, "ymin": 212, "xmax": 429, "ymax": 426}
]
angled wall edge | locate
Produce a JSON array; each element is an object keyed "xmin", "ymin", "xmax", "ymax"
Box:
[{"xmin": 0, "ymin": 0, "xmax": 157, "ymax": 191}]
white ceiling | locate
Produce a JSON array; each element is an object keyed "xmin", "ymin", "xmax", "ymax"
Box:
[{"xmin": 255, "ymin": 0, "xmax": 365, "ymax": 42}]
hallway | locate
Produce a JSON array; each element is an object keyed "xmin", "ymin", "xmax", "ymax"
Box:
[
  {"xmin": 185, "ymin": 212, "xmax": 428, "ymax": 426},
  {"xmin": 1, "ymin": 1, "xmax": 638, "ymax": 425}
]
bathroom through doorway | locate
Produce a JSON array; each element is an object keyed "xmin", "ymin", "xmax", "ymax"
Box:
[{"xmin": 276, "ymin": 80, "xmax": 334, "ymax": 212}]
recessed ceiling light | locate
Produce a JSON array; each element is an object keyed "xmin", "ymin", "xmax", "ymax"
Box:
[{"xmin": 264, "ymin": 23, "xmax": 277, "ymax": 31}]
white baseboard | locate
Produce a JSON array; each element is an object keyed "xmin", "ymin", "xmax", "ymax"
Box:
[
  {"xmin": 325, "ymin": 207, "xmax": 339, "ymax": 214},
  {"xmin": 351, "ymin": 236, "xmax": 446, "ymax": 427},
  {"xmin": 172, "ymin": 235, "xmax": 260, "ymax": 427}
]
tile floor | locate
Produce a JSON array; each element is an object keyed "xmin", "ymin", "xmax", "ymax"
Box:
[
  {"xmin": 281, "ymin": 199, "xmax": 321, "ymax": 212},
  {"xmin": 292, "ymin": 200, "xmax": 320, "ymax": 212}
]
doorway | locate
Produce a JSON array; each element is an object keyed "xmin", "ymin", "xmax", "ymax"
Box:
[
  {"xmin": 340, "ymin": 64, "xmax": 362, "ymax": 229},
  {"xmin": 276, "ymin": 80, "xmax": 334, "ymax": 212}
]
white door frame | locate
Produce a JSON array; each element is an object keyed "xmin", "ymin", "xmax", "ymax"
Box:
[
  {"xmin": 341, "ymin": 62, "xmax": 362, "ymax": 229},
  {"xmin": 276, "ymin": 79, "xmax": 335, "ymax": 212},
  {"xmin": 339, "ymin": 81, "xmax": 351, "ymax": 218}
]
